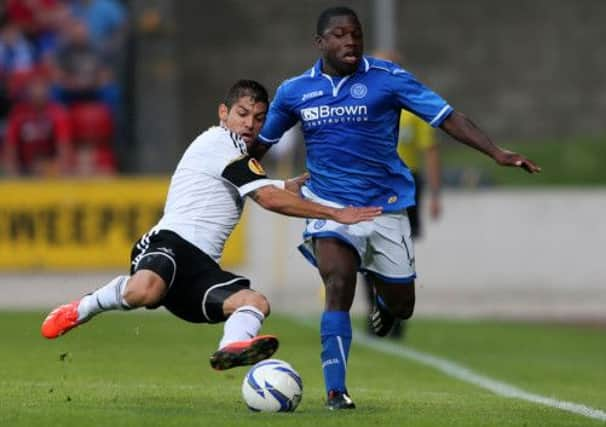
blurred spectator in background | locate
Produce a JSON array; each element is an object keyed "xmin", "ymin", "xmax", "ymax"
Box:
[
  {"xmin": 0, "ymin": 16, "xmax": 35, "ymax": 77},
  {"xmin": 0, "ymin": 15, "xmax": 35, "ymax": 134},
  {"xmin": 70, "ymin": 99, "xmax": 116, "ymax": 175},
  {"xmin": 5, "ymin": 0, "xmax": 67, "ymax": 61},
  {"xmin": 66, "ymin": 0, "xmax": 128, "ymax": 171},
  {"xmin": 3, "ymin": 71, "xmax": 72, "ymax": 176},
  {"xmin": 49, "ymin": 18, "xmax": 119, "ymax": 114},
  {"xmin": 363, "ymin": 50, "xmax": 444, "ymax": 340},
  {"xmin": 67, "ymin": 0, "xmax": 127, "ymax": 63}
]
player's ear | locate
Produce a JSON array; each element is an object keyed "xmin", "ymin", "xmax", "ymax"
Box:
[
  {"xmin": 314, "ymin": 34, "xmax": 323, "ymax": 49},
  {"xmin": 218, "ymin": 104, "xmax": 229, "ymax": 123}
]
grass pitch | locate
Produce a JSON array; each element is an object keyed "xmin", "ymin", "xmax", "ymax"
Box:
[{"xmin": 1, "ymin": 311, "xmax": 605, "ymax": 426}]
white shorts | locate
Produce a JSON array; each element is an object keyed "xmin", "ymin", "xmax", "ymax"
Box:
[{"xmin": 297, "ymin": 186, "xmax": 416, "ymax": 283}]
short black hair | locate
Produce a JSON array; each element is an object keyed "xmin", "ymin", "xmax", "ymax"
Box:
[
  {"xmin": 316, "ymin": 6, "xmax": 359, "ymax": 35},
  {"xmin": 224, "ymin": 80, "xmax": 269, "ymax": 109}
]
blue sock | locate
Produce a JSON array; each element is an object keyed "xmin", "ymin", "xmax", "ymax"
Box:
[{"xmin": 320, "ymin": 311, "xmax": 352, "ymax": 394}]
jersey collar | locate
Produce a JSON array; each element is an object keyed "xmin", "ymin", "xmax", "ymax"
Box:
[{"xmin": 310, "ymin": 56, "xmax": 370, "ymax": 78}]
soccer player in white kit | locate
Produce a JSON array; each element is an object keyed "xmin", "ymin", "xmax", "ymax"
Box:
[{"xmin": 41, "ymin": 80, "xmax": 382, "ymax": 371}]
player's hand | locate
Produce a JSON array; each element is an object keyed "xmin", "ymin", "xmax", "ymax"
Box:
[
  {"xmin": 494, "ymin": 149, "xmax": 541, "ymax": 173},
  {"xmin": 333, "ymin": 206, "xmax": 383, "ymax": 224},
  {"xmin": 285, "ymin": 172, "xmax": 310, "ymax": 194}
]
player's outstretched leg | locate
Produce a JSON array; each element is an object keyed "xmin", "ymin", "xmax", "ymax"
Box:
[
  {"xmin": 41, "ymin": 276, "xmax": 131, "ymax": 339},
  {"xmin": 210, "ymin": 299, "xmax": 278, "ymax": 370},
  {"xmin": 41, "ymin": 271, "xmax": 167, "ymax": 339}
]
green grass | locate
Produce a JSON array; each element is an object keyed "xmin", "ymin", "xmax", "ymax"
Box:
[
  {"xmin": 1, "ymin": 312, "xmax": 605, "ymax": 426},
  {"xmin": 440, "ymin": 135, "xmax": 606, "ymax": 186}
]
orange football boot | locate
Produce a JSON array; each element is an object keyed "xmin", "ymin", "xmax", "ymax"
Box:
[
  {"xmin": 41, "ymin": 300, "xmax": 82, "ymax": 339},
  {"xmin": 210, "ymin": 335, "xmax": 279, "ymax": 370}
]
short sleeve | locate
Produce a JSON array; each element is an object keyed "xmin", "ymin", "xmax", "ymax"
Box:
[
  {"xmin": 258, "ymin": 84, "xmax": 299, "ymax": 145},
  {"xmin": 390, "ymin": 69, "xmax": 453, "ymax": 128},
  {"xmin": 221, "ymin": 155, "xmax": 284, "ymax": 197}
]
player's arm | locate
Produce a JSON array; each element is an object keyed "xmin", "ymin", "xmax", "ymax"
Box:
[
  {"xmin": 390, "ymin": 67, "xmax": 540, "ymax": 174},
  {"xmin": 416, "ymin": 119, "xmax": 442, "ymax": 219},
  {"xmin": 440, "ymin": 111, "xmax": 541, "ymax": 173},
  {"xmin": 250, "ymin": 185, "xmax": 382, "ymax": 225},
  {"xmin": 425, "ymin": 145, "xmax": 441, "ymax": 219},
  {"xmin": 222, "ymin": 155, "xmax": 380, "ymax": 224}
]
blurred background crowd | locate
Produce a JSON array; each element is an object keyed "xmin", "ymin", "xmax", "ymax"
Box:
[
  {"xmin": 1, "ymin": 0, "xmax": 604, "ymax": 186},
  {"xmin": 0, "ymin": 0, "xmax": 127, "ymax": 177}
]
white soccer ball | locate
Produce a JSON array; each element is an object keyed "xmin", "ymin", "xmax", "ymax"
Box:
[{"xmin": 242, "ymin": 359, "xmax": 303, "ymax": 412}]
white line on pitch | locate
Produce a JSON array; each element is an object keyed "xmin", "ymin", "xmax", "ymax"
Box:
[
  {"xmin": 291, "ymin": 317, "xmax": 606, "ymax": 422},
  {"xmin": 354, "ymin": 332, "xmax": 606, "ymax": 422}
]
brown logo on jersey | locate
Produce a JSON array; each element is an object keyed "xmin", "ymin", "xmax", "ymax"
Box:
[{"xmin": 248, "ymin": 158, "xmax": 266, "ymax": 176}]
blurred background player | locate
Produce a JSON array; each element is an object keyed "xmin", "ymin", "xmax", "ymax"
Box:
[
  {"xmin": 363, "ymin": 50, "xmax": 443, "ymax": 339},
  {"xmin": 40, "ymin": 79, "xmax": 382, "ymax": 371}
]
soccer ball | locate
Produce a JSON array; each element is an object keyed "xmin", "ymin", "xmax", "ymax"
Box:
[{"xmin": 241, "ymin": 359, "xmax": 303, "ymax": 412}]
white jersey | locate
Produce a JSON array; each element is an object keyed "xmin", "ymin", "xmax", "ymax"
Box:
[{"xmin": 155, "ymin": 126, "xmax": 284, "ymax": 262}]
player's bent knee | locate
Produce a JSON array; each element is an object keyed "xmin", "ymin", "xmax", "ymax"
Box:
[
  {"xmin": 249, "ymin": 292, "xmax": 271, "ymax": 317},
  {"xmin": 224, "ymin": 289, "xmax": 271, "ymax": 317},
  {"xmin": 123, "ymin": 271, "xmax": 167, "ymax": 307}
]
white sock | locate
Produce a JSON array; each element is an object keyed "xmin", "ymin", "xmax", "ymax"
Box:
[
  {"xmin": 218, "ymin": 305, "xmax": 265, "ymax": 349},
  {"xmin": 77, "ymin": 275, "xmax": 131, "ymax": 322}
]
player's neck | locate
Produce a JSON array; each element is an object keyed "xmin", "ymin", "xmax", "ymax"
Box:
[
  {"xmin": 321, "ymin": 65, "xmax": 350, "ymax": 77},
  {"xmin": 320, "ymin": 59, "xmax": 353, "ymax": 77}
]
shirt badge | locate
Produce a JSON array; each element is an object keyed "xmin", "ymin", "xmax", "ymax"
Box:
[
  {"xmin": 248, "ymin": 158, "xmax": 266, "ymax": 176},
  {"xmin": 350, "ymin": 83, "xmax": 368, "ymax": 99},
  {"xmin": 313, "ymin": 219, "xmax": 327, "ymax": 230}
]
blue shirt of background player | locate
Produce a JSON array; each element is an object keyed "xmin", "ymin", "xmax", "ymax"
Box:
[{"xmin": 259, "ymin": 56, "xmax": 453, "ymax": 212}]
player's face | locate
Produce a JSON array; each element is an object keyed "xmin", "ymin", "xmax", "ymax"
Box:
[
  {"xmin": 316, "ymin": 15, "xmax": 364, "ymax": 76},
  {"xmin": 218, "ymin": 96, "xmax": 267, "ymax": 146}
]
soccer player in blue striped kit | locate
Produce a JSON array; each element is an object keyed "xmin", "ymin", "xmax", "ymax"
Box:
[{"xmin": 251, "ymin": 7, "xmax": 541, "ymax": 409}]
